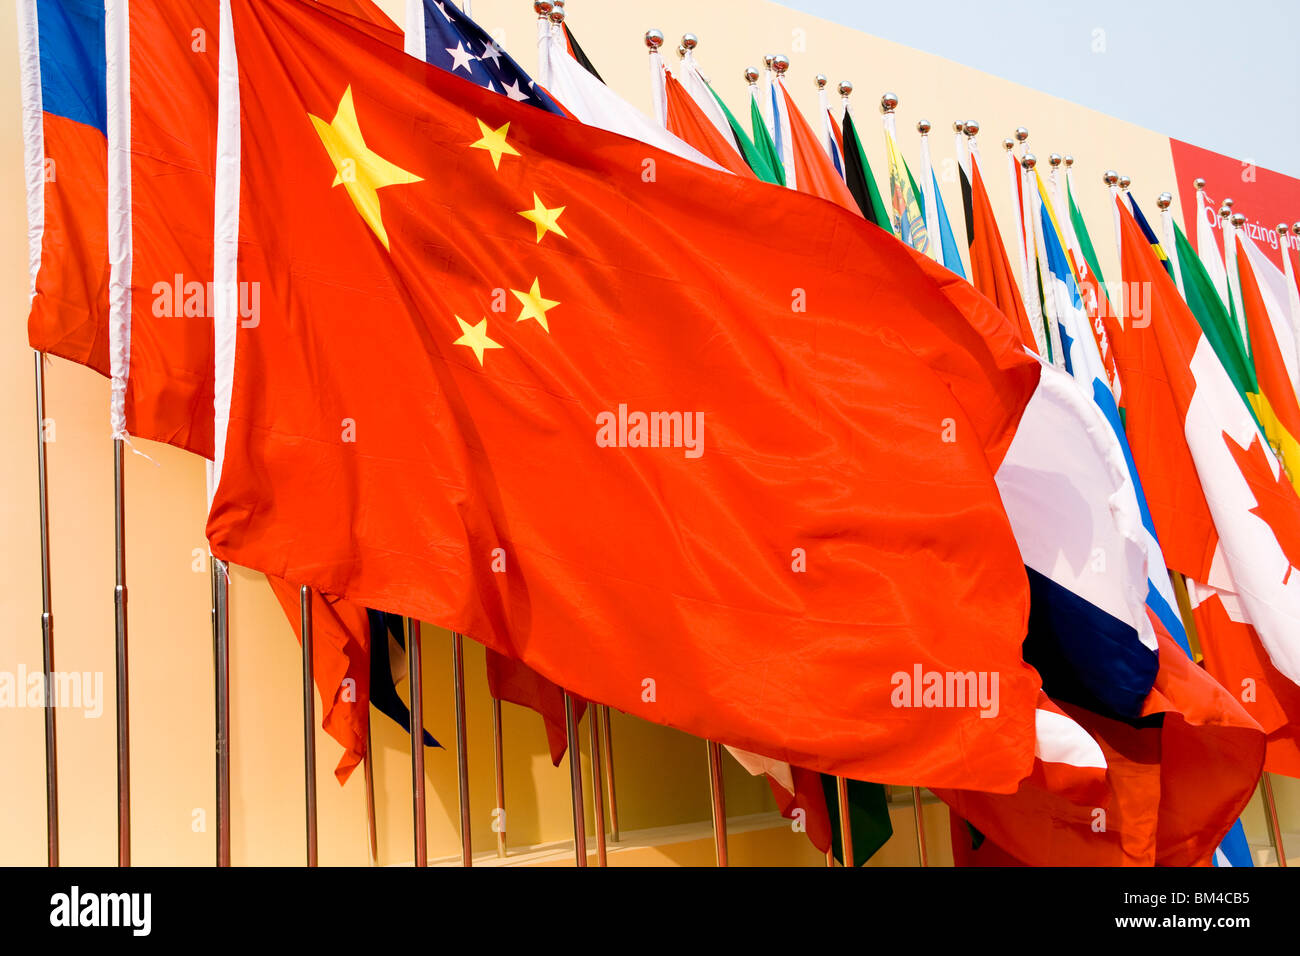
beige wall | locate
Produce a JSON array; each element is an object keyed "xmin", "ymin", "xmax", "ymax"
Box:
[{"xmin": 1, "ymin": 0, "xmax": 1293, "ymax": 866}]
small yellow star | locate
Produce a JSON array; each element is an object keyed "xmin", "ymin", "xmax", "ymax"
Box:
[
  {"xmin": 308, "ymin": 86, "xmax": 423, "ymax": 250},
  {"xmin": 453, "ymin": 315, "xmax": 503, "ymax": 366},
  {"xmin": 518, "ymin": 193, "xmax": 568, "ymax": 243},
  {"xmin": 470, "ymin": 118, "xmax": 521, "ymax": 170},
  {"xmin": 510, "ymin": 278, "xmax": 560, "ymax": 332}
]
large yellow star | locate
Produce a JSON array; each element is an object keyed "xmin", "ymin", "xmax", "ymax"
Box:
[
  {"xmin": 518, "ymin": 193, "xmax": 568, "ymax": 243},
  {"xmin": 470, "ymin": 119, "xmax": 520, "ymax": 170},
  {"xmin": 511, "ymin": 278, "xmax": 560, "ymax": 332},
  {"xmin": 309, "ymin": 86, "xmax": 423, "ymax": 250},
  {"xmin": 453, "ymin": 316, "xmax": 503, "ymax": 366}
]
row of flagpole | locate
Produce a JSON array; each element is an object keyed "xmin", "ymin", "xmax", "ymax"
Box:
[{"xmin": 28, "ymin": 0, "xmax": 1293, "ymax": 872}]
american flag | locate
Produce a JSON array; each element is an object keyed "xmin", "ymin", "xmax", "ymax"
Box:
[{"xmin": 408, "ymin": 0, "xmax": 564, "ymax": 116}]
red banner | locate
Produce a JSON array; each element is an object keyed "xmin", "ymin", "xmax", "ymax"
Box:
[{"xmin": 1170, "ymin": 138, "xmax": 1300, "ymax": 273}]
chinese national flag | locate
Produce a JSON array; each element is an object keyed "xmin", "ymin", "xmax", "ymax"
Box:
[{"xmin": 208, "ymin": 0, "xmax": 1044, "ymax": 788}]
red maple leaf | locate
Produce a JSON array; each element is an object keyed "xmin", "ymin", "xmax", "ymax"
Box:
[{"xmin": 1224, "ymin": 430, "xmax": 1300, "ymax": 584}]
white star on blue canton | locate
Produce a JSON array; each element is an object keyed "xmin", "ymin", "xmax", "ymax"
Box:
[
  {"xmin": 502, "ymin": 79, "xmax": 531, "ymax": 103},
  {"xmin": 445, "ymin": 41, "xmax": 477, "ymax": 74},
  {"xmin": 433, "ymin": 1, "xmax": 454, "ymax": 24},
  {"xmin": 481, "ymin": 40, "xmax": 504, "ymax": 67}
]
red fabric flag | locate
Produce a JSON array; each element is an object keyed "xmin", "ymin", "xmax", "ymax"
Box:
[
  {"xmin": 663, "ymin": 69, "xmax": 754, "ymax": 179},
  {"xmin": 112, "ymin": 0, "xmax": 402, "ymax": 782},
  {"xmin": 778, "ymin": 84, "xmax": 858, "ymax": 214},
  {"xmin": 20, "ymin": 0, "xmax": 111, "ymax": 372},
  {"xmin": 967, "ymin": 158, "xmax": 1039, "ymax": 353},
  {"xmin": 208, "ymin": 0, "xmax": 1044, "ymax": 788},
  {"xmin": 939, "ymin": 627, "xmax": 1263, "ymax": 866},
  {"xmin": 484, "ymin": 648, "xmax": 585, "ymax": 766}
]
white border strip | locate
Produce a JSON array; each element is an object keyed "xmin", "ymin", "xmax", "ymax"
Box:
[
  {"xmin": 17, "ymin": 0, "xmax": 45, "ymax": 304},
  {"xmin": 106, "ymin": 0, "xmax": 132, "ymax": 438},
  {"xmin": 404, "ymin": 0, "xmax": 425, "ymax": 59},
  {"xmin": 211, "ymin": 0, "xmax": 240, "ymax": 501}
]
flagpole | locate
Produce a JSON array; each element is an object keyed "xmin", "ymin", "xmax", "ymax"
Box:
[
  {"xmin": 707, "ymin": 740, "xmax": 728, "ymax": 866},
  {"xmin": 110, "ymin": 438, "xmax": 132, "ymax": 866},
  {"xmin": 588, "ymin": 708, "xmax": 607, "ymax": 865},
  {"xmin": 912, "ymin": 787, "xmax": 929, "ymax": 867},
  {"xmin": 407, "ymin": 618, "xmax": 427, "ymax": 867},
  {"xmin": 1025, "ymin": 152, "xmax": 1065, "ymax": 364},
  {"xmin": 836, "ymin": 777, "xmax": 854, "ymax": 867},
  {"xmin": 451, "ymin": 632, "xmax": 472, "ymax": 866},
  {"xmin": 1157, "ymin": 192, "xmax": 1186, "ymax": 295},
  {"xmin": 492, "ymin": 695, "xmax": 506, "ymax": 858},
  {"xmin": 33, "ymin": 351, "xmax": 59, "ymax": 867},
  {"xmin": 645, "ymin": 30, "xmax": 666, "ymax": 127},
  {"xmin": 299, "ymin": 586, "xmax": 317, "ymax": 866},
  {"xmin": 600, "ymin": 705, "xmax": 619, "ymax": 842},
  {"xmin": 1260, "ymin": 772, "xmax": 1289, "ymax": 867},
  {"xmin": 1004, "ymin": 135, "xmax": 1030, "ymax": 294},
  {"xmin": 564, "ymin": 692, "xmax": 587, "ymax": 866},
  {"xmin": 212, "ymin": 557, "xmax": 231, "ymax": 866},
  {"xmin": 364, "ymin": 720, "xmax": 379, "ymax": 865}
]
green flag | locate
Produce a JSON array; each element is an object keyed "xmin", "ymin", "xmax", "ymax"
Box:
[
  {"xmin": 747, "ymin": 93, "xmax": 786, "ymax": 187},
  {"xmin": 708, "ymin": 85, "xmax": 782, "ymax": 185},
  {"xmin": 1067, "ymin": 176, "xmax": 1106, "ymax": 290},
  {"xmin": 1172, "ymin": 221, "xmax": 1261, "ymax": 418},
  {"xmin": 821, "ymin": 777, "xmax": 894, "ymax": 866},
  {"xmin": 842, "ymin": 110, "xmax": 891, "ymax": 231}
]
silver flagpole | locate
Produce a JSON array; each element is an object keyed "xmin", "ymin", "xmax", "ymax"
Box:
[
  {"xmin": 564, "ymin": 692, "xmax": 587, "ymax": 866},
  {"xmin": 112, "ymin": 438, "xmax": 131, "ymax": 866},
  {"xmin": 300, "ymin": 586, "xmax": 317, "ymax": 866},
  {"xmin": 492, "ymin": 695, "xmax": 506, "ymax": 858},
  {"xmin": 707, "ymin": 740, "xmax": 728, "ymax": 866},
  {"xmin": 600, "ymin": 705, "xmax": 619, "ymax": 842},
  {"xmin": 836, "ymin": 777, "xmax": 853, "ymax": 867},
  {"xmin": 364, "ymin": 720, "xmax": 379, "ymax": 866},
  {"xmin": 1261, "ymin": 773, "xmax": 1289, "ymax": 867},
  {"xmin": 451, "ymin": 632, "xmax": 472, "ymax": 866},
  {"xmin": 912, "ymin": 787, "xmax": 929, "ymax": 866},
  {"xmin": 34, "ymin": 352, "xmax": 59, "ymax": 867},
  {"xmin": 407, "ymin": 618, "xmax": 427, "ymax": 866},
  {"xmin": 588, "ymin": 707, "xmax": 607, "ymax": 866},
  {"xmin": 212, "ymin": 558, "xmax": 231, "ymax": 866}
]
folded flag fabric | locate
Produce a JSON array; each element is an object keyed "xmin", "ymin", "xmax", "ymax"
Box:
[
  {"xmin": 208, "ymin": 0, "xmax": 1045, "ymax": 788},
  {"xmin": 485, "ymin": 648, "xmax": 582, "ymax": 766},
  {"xmin": 365, "ymin": 609, "xmax": 439, "ymax": 749},
  {"xmin": 19, "ymin": 0, "xmax": 111, "ymax": 371},
  {"xmin": 840, "ymin": 108, "xmax": 889, "ymax": 229}
]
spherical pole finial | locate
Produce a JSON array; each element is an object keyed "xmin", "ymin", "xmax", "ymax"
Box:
[
  {"xmin": 952, "ymin": 120, "xmax": 964, "ymax": 134},
  {"xmin": 1014, "ymin": 126, "xmax": 1029, "ymax": 143},
  {"xmin": 1292, "ymin": 220, "xmax": 1300, "ymax": 236},
  {"xmin": 1219, "ymin": 205, "xmax": 1232, "ymax": 220},
  {"xmin": 681, "ymin": 33, "xmax": 698, "ymax": 51},
  {"xmin": 1003, "ymin": 137, "xmax": 1015, "ymax": 151},
  {"xmin": 1194, "ymin": 177, "xmax": 1206, "ymax": 190},
  {"xmin": 1118, "ymin": 174, "xmax": 1131, "ymax": 190},
  {"xmin": 1021, "ymin": 152, "xmax": 1037, "ymax": 171},
  {"xmin": 1049, "ymin": 153, "xmax": 1062, "ymax": 167},
  {"xmin": 549, "ymin": 2, "xmax": 565, "ymax": 26},
  {"xmin": 838, "ymin": 80, "xmax": 854, "ymax": 97},
  {"xmin": 1064, "ymin": 155, "xmax": 1074, "ymax": 168},
  {"xmin": 880, "ymin": 91, "xmax": 898, "ymax": 114},
  {"xmin": 917, "ymin": 118, "xmax": 931, "ymax": 135},
  {"xmin": 1103, "ymin": 170, "xmax": 1119, "ymax": 186},
  {"xmin": 644, "ymin": 29, "xmax": 664, "ymax": 52},
  {"xmin": 764, "ymin": 54, "xmax": 774, "ymax": 69},
  {"xmin": 676, "ymin": 45, "xmax": 685, "ymax": 58},
  {"xmin": 963, "ymin": 120, "xmax": 980, "ymax": 137},
  {"xmin": 534, "ymin": 0, "xmax": 552, "ymax": 17},
  {"xmin": 745, "ymin": 66, "xmax": 760, "ymax": 85},
  {"xmin": 815, "ymin": 73, "xmax": 828, "ymax": 90},
  {"xmin": 772, "ymin": 54, "xmax": 790, "ymax": 76},
  {"xmin": 1231, "ymin": 212, "xmax": 1247, "ymax": 227},
  {"xmin": 1157, "ymin": 192, "xmax": 1172, "ymax": 210},
  {"xmin": 1277, "ymin": 223, "xmax": 1289, "ymax": 236},
  {"xmin": 1223, "ymin": 197, "xmax": 1235, "ymax": 209}
]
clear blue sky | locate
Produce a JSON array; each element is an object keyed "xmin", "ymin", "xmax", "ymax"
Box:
[{"xmin": 774, "ymin": 0, "xmax": 1299, "ymax": 177}]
